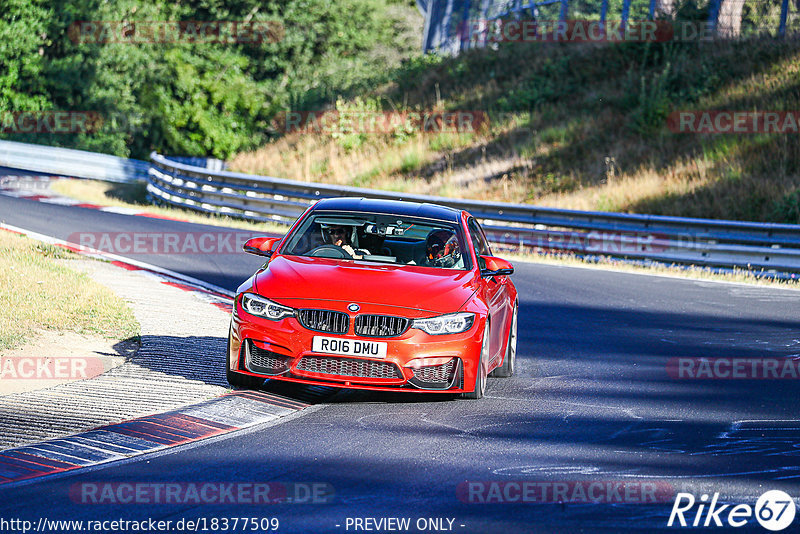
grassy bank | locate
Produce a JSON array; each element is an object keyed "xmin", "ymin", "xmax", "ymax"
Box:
[
  {"xmin": 0, "ymin": 231, "xmax": 140, "ymax": 351},
  {"xmin": 231, "ymin": 37, "xmax": 800, "ymax": 224}
]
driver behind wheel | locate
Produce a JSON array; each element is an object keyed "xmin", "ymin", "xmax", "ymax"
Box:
[
  {"xmin": 425, "ymin": 229, "xmax": 461, "ymax": 268},
  {"xmin": 324, "ymin": 225, "xmax": 364, "ymax": 259}
]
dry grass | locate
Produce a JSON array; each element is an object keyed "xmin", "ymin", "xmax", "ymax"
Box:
[
  {"xmin": 230, "ymin": 39, "xmax": 800, "ymax": 223},
  {"xmin": 230, "ymin": 129, "xmax": 483, "ymax": 194},
  {"xmin": 230, "ymin": 118, "xmax": 718, "ymax": 211},
  {"xmin": 50, "ymin": 179, "xmax": 287, "ymax": 235},
  {"xmin": 0, "ymin": 231, "xmax": 140, "ymax": 351}
]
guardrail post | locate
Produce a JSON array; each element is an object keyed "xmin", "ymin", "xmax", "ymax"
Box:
[
  {"xmin": 459, "ymin": 0, "xmax": 472, "ymax": 51},
  {"xmin": 779, "ymin": 0, "xmax": 789, "ymax": 36},
  {"xmin": 621, "ymin": 0, "xmax": 632, "ymax": 26},
  {"xmin": 707, "ymin": 0, "xmax": 722, "ymax": 34},
  {"xmin": 559, "ymin": 0, "xmax": 569, "ymax": 21}
]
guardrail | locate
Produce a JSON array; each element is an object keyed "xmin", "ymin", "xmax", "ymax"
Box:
[
  {"xmin": 0, "ymin": 139, "xmax": 148, "ymax": 183},
  {"xmin": 149, "ymin": 152, "xmax": 800, "ymax": 274}
]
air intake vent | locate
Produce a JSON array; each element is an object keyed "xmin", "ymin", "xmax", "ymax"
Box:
[
  {"xmin": 409, "ymin": 358, "xmax": 460, "ymax": 390},
  {"xmin": 296, "ymin": 355, "xmax": 403, "ymax": 380},
  {"xmin": 412, "ymin": 359, "xmax": 456, "ymax": 383},
  {"xmin": 247, "ymin": 342, "xmax": 291, "ymax": 375}
]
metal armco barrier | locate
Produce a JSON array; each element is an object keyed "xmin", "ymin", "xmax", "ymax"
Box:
[
  {"xmin": 149, "ymin": 152, "xmax": 800, "ymax": 274},
  {"xmin": 0, "ymin": 139, "xmax": 149, "ymax": 183}
]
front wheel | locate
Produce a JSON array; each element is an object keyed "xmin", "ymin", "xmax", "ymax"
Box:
[
  {"xmin": 226, "ymin": 367, "xmax": 265, "ymax": 389},
  {"xmin": 490, "ymin": 303, "xmax": 517, "ymax": 378},
  {"xmin": 461, "ymin": 322, "xmax": 490, "ymax": 399}
]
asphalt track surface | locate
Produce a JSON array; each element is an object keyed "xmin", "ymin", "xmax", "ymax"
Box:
[{"xmin": 1, "ymin": 191, "xmax": 800, "ymax": 533}]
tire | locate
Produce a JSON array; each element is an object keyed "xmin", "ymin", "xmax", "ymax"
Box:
[
  {"xmin": 490, "ymin": 303, "xmax": 517, "ymax": 378},
  {"xmin": 226, "ymin": 367, "xmax": 265, "ymax": 389},
  {"xmin": 461, "ymin": 322, "xmax": 490, "ymax": 399},
  {"xmin": 226, "ymin": 337, "xmax": 264, "ymax": 389}
]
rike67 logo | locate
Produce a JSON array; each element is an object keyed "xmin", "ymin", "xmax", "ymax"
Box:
[{"xmin": 668, "ymin": 490, "xmax": 797, "ymax": 531}]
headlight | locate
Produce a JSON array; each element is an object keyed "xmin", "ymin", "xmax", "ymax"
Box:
[
  {"xmin": 241, "ymin": 293, "xmax": 294, "ymax": 321},
  {"xmin": 412, "ymin": 312, "xmax": 475, "ymax": 335}
]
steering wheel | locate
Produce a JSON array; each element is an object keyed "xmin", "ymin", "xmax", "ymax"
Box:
[{"xmin": 308, "ymin": 244, "xmax": 349, "ymax": 259}]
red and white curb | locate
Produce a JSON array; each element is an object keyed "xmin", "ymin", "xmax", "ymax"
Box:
[{"xmin": 0, "ymin": 391, "xmax": 310, "ymax": 486}]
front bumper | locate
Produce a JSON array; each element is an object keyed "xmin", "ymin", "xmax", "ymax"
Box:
[{"xmin": 228, "ymin": 299, "xmax": 483, "ymax": 393}]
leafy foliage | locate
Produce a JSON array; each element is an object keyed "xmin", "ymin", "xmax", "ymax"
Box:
[
  {"xmin": 0, "ymin": 1, "xmax": 53, "ymax": 117},
  {"xmin": 0, "ymin": 0, "xmax": 420, "ymax": 158}
]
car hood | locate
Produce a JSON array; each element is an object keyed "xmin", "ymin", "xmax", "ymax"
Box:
[{"xmin": 254, "ymin": 255, "xmax": 478, "ymax": 314}]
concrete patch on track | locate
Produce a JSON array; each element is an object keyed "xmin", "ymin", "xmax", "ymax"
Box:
[{"xmin": 599, "ymin": 419, "xmax": 800, "ymax": 477}]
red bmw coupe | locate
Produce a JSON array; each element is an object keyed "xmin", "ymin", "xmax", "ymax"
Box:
[{"xmin": 227, "ymin": 198, "xmax": 518, "ymax": 399}]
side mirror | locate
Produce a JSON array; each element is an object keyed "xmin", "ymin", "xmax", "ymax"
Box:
[
  {"xmin": 480, "ymin": 256, "xmax": 514, "ymax": 277},
  {"xmin": 243, "ymin": 237, "xmax": 280, "ymax": 257}
]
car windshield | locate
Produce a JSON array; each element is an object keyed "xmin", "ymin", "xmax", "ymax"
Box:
[{"xmin": 281, "ymin": 211, "xmax": 470, "ymax": 270}]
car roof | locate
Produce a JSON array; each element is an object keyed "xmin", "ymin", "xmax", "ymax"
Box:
[{"xmin": 311, "ymin": 197, "xmax": 463, "ymax": 223}]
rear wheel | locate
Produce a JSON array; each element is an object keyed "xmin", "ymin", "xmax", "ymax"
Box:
[
  {"xmin": 226, "ymin": 337, "xmax": 265, "ymax": 389},
  {"xmin": 461, "ymin": 322, "xmax": 490, "ymax": 399},
  {"xmin": 490, "ymin": 303, "xmax": 517, "ymax": 378}
]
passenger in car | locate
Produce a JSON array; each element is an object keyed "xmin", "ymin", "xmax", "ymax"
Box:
[{"xmin": 425, "ymin": 229, "xmax": 462, "ymax": 268}]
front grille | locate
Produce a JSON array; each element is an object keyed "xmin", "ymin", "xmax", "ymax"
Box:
[
  {"xmin": 354, "ymin": 314, "xmax": 410, "ymax": 337},
  {"xmin": 412, "ymin": 359, "xmax": 456, "ymax": 384},
  {"xmin": 296, "ymin": 355, "xmax": 403, "ymax": 380},
  {"xmin": 297, "ymin": 309, "xmax": 349, "ymax": 334},
  {"xmin": 247, "ymin": 342, "xmax": 291, "ymax": 375}
]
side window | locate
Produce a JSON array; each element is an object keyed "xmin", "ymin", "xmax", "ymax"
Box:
[{"xmin": 468, "ymin": 218, "xmax": 491, "ymax": 270}]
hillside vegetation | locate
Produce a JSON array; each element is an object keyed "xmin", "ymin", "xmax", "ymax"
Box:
[
  {"xmin": 231, "ymin": 38, "xmax": 800, "ymax": 223},
  {"xmin": 0, "ymin": 0, "xmax": 421, "ymax": 159}
]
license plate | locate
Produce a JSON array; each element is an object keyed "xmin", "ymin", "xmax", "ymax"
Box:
[{"xmin": 312, "ymin": 336, "xmax": 387, "ymax": 359}]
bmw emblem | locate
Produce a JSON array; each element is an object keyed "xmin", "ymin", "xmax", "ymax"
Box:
[{"xmin": 348, "ymin": 303, "xmax": 360, "ymax": 313}]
